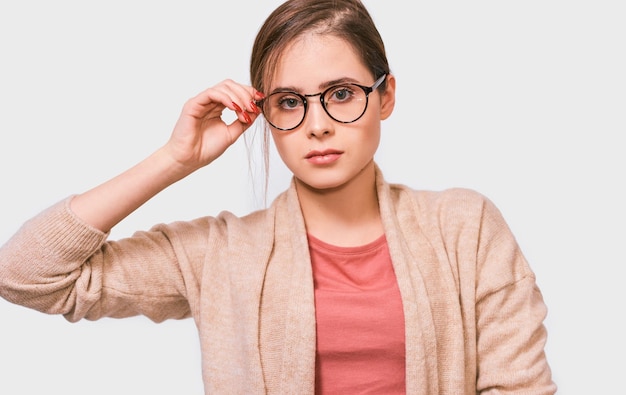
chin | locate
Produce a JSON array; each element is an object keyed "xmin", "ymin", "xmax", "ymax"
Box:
[
  {"xmin": 293, "ymin": 173, "xmax": 345, "ymax": 192},
  {"xmin": 296, "ymin": 178, "xmax": 341, "ymax": 192},
  {"xmin": 291, "ymin": 161, "xmax": 375, "ymax": 193},
  {"xmin": 297, "ymin": 169, "xmax": 368, "ymax": 193}
]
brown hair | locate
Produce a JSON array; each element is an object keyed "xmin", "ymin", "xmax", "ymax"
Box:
[
  {"xmin": 248, "ymin": 0, "xmax": 390, "ymax": 202},
  {"xmin": 250, "ymin": 0, "xmax": 390, "ymax": 93}
]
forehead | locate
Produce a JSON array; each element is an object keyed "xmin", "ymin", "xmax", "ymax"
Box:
[{"xmin": 270, "ymin": 33, "xmax": 370, "ymax": 91}]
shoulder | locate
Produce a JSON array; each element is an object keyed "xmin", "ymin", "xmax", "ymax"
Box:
[
  {"xmin": 408, "ymin": 186, "xmax": 487, "ymax": 207},
  {"xmin": 390, "ymin": 183, "xmax": 496, "ymax": 220},
  {"xmin": 150, "ymin": 187, "xmax": 294, "ymax": 249},
  {"xmin": 386, "ymin": 182, "xmax": 514, "ymax": 243},
  {"xmin": 143, "ymin": 204, "xmax": 275, "ymax": 253}
]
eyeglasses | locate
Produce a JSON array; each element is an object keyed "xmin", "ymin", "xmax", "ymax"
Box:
[{"xmin": 258, "ymin": 74, "xmax": 387, "ymax": 131}]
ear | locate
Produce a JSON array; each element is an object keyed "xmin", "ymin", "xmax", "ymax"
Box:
[{"xmin": 379, "ymin": 73, "xmax": 396, "ymax": 120}]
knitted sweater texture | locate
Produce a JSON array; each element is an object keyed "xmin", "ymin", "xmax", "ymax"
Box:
[{"xmin": 0, "ymin": 167, "xmax": 556, "ymax": 394}]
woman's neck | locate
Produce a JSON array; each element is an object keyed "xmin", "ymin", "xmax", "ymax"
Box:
[{"xmin": 295, "ymin": 162, "xmax": 384, "ymax": 247}]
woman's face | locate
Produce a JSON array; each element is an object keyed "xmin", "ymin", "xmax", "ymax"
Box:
[{"xmin": 267, "ymin": 33, "xmax": 395, "ymax": 192}]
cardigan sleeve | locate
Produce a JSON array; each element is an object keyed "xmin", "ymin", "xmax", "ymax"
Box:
[
  {"xmin": 471, "ymin": 194, "xmax": 557, "ymax": 394},
  {"xmin": 0, "ymin": 196, "xmax": 213, "ymax": 323}
]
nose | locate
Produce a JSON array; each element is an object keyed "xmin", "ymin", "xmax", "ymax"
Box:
[{"xmin": 304, "ymin": 95, "xmax": 333, "ymax": 138}]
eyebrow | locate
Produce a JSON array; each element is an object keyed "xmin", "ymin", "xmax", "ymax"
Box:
[{"xmin": 270, "ymin": 76, "xmax": 361, "ymax": 94}]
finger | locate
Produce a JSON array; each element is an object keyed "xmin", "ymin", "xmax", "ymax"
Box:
[
  {"xmin": 224, "ymin": 111, "xmax": 259, "ymax": 143},
  {"xmin": 190, "ymin": 80, "xmax": 258, "ymax": 124},
  {"xmin": 214, "ymin": 80, "xmax": 263, "ymax": 123}
]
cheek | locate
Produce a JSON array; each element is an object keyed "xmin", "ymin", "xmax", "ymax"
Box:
[
  {"xmin": 270, "ymin": 133, "xmax": 296, "ymax": 164},
  {"xmin": 352, "ymin": 118, "xmax": 382, "ymax": 148}
]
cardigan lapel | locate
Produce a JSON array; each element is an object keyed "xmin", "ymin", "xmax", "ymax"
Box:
[
  {"xmin": 375, "ymin": 165, "xmax": 440, "ymax": 394},
  {"xmin": 260, "ymin": 182, "xmax": 317, "ymax": 394}
]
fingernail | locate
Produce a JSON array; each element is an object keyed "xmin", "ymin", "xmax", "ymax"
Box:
[
  {"xmin": 243, "ymin": 112, "xmax": 252, "ymax": 124},
  {"xmin": 232, "ymin": 102, "xmax": 243, "ymax": 112},
  {"xmin": 249, "ymin": 100, "xmax": 260, "ymax": 114}
]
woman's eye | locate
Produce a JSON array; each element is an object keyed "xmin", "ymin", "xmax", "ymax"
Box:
[
  {"xmin": 328, "ymin": 86, "xmax": 354, "ymax": 102},
  {"xmin": 277, "ymin": 95, "xmax": 302, "ymax": 110}
]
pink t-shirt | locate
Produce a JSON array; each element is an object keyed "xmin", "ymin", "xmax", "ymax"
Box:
[{"xmin": 309, "ymin": 234, "xmax": 406, "ymax": 394}]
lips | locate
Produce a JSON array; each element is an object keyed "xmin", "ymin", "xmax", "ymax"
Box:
[
  {"xmin": 305, "ymin": 149, "xmax": 344, "ymax": 165},
  {"xmin": 305, "ymin": 149, "xmax": 343, "ymax": 159}
]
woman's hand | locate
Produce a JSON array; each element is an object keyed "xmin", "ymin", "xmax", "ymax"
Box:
[
  {"xmin": 69, "ymin": 79, "xmax": 264, "ymax": 232},
  {"xmin": 165, "ymin": 79, "xmax": 265, "ymax": 173}
]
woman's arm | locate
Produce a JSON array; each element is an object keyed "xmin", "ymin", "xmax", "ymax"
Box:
[
  {"xmin": 0, "ymin": 79, "xmax": 264, "ymax": 318},
  {"xmin": 71, "ymin": 80, "xmax": 264, "ymax": 232}
]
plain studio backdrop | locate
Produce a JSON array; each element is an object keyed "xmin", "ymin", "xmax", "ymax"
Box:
[{"xmin": 0, "ymin": 1, "xmax": 624, "ymax": 393}]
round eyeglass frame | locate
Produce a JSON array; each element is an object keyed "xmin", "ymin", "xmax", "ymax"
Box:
[{"xmin": 258, "ymin": 73, "xmax": 387, "ymax": 131}]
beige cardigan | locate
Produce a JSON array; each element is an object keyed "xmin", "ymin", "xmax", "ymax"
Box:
[{"xmin": 0, "ymin": 167, "xmax": 556, "ymax": 394}]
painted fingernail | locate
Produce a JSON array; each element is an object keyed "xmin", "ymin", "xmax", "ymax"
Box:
[
  {"xmin": 242, "ymin": 112, "xmax": 252, "ymax": 124},
  {"xmin": 232, "ymin": 102, "xmax": 243, "ymax": 112},
  {"xmin": 249, "ymin": 100, "xmax": 260, "ymax": 114}
]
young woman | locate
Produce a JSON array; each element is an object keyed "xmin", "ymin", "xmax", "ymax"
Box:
[{"xmin": 0, "ymin": 0, "xmax": 556, "ymax": 393}]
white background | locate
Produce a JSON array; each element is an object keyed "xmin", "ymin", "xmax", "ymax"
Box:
[{"xmin": 1, "ymin": 1, "xmax": 624, "ymax": 393}]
